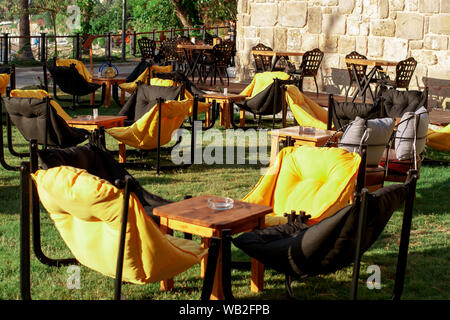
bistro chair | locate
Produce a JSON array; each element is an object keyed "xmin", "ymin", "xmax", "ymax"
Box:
[
  {"xmin": 252, "ymin": 43, "xmax": 274, "ymax": 73},
  {"xmin": 138, "ymin": 37, "xmax": 157, "ymax": 62},
  {"xmin": 200, "ymin": 40, "xmax": 234, "ymax": 86},
  {"xmin": 379, "ymin": 57, "xmax": 417, "ymax": 91},
  {"xmin": 290, "ymin": 48, "xmax": 324, "ymax": 97},
  {"xmin": 19, "ymin": 143, "xmax": 222, "ymax": 300}
]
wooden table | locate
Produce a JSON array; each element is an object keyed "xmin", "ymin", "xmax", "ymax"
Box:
[
  {"xmin": 251, "ymin": 50, "xmax": 304, "ymax": 72},
  {"xmin": 153, "ymin": 195, "xmax": 272, "ymax": 300},
  {"xmin": 268, "ymin": 126, "xmax": 339, "ymax": 165},
  {"xmin": 344, "ymin": 58, "xmax": 397, "ymax": 103},
  {"xmin": 90, "ymin": 76, "xmax": 127, "ymax": 107},
  {"xmin": 67, "ymin": 115, "xmax": 127, "ymax": 163},
  {"xmin": 203, "ymin": 93, "xmax": 248, "ymax": 129}
]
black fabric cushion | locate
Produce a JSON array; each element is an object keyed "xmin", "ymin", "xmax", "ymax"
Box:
[
  {"xmin": 233, "ymin": 183, "xmax": 408, "ymax": 278},
  {"xmin": 48, "ymin": 65, "xmax": 101, "ymax": 96},
  {"xmin": 38, "ymin": 144, "xmax": 171, "ymax": 223},
  {"xmin": 126, "ymin": 60, "xmax": 150, "ymax": 83},
  {"xmin": 381, "ymin": 88, "xmax": 427, "ymax": 118},
  {"xmin": 4, "ymin": 97, "xmax": 88, "ymax": 147},
  {"xmin": 0, "ymin": 66, "xmax": 11, "ymax": 74},
  {"xmin": 117, "ymin": 84, "xmax": 181, "ymax": 122},
  {"xmin": 332, "ymin": 101, "xmax": 381, "ymax": 131},
  {"xmin": 236, "ymin": 82, "xmax": 283, "ymax": 116}
]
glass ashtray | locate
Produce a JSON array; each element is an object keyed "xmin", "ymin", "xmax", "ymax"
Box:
[
  {"xmin": 299, "ymin": 126, "xmax": 316, "ymax": 135},
  {"xmin": 208, "ymin": 197, "xmax": 234, "ymax": 211}
]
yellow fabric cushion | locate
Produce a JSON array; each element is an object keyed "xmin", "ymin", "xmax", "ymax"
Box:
[
  {"xmin": 119, "ymin": 65, "xmax": 174, "ymax": 95},
  {"xmin": 427, "ymin": 124, "xmax": 450, "ymax": 151},
  {"xmin": 56, "ymin": 58, "xmax": 92, "ymax": 82},
  {"xmin": 107, "ymin": 99, "xmax": 210, "ymax": 150},
  {"xmin": 240, "ymin": 71, "xmax": 291, "ymax": 98},
  {"xmin": 10, "ymin": 89, "xmax": 72, "ymax": 121},
  {"xmin": 31, "ymin": 166, "xmax": 207, "ymax": 284},
  {"xmin": 243, "ymin": 145, "xmax": 361, "ymax": 226},
  {"xmin": 285, "ymin": 85, "xmax": 328, "ymax": 130},
  {"xmin": 0, "ymin": 73, "xmax": 10, "ymax": 96}
]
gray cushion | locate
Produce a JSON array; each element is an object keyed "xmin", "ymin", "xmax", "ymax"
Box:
[
  {"xmin": 395, "ymin": 106, "xmax": 429, "ymax": 160},
  {"xmin": 339, "ymin": 116, "xmax": 395, "ymax": 166}
]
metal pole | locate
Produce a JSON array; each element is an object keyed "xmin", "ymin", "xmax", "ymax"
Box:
[
  {"xmin": 2, "ymin": 33, "xmax": 8, "ymax": 64},
  {"xmin": 130, "ymin": 31, "xmax": 136, "ymax": 56},
  {"xmin": 121, "ymin": 0, "xmax": 127, "ymax": 61},
  {"xmin": 40, "ymin": 33, "xmax": 46, "ymax": 63},
  {"xmin": 75, "ymin": 33, "xmax": 80, "ymax": 60}
]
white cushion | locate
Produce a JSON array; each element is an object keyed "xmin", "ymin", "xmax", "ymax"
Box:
[
  {"xmin": 339, "ymin": 116, "xmax": 395, "ymax": 166},
  {"xmin": 395, "ymin": 106, "xmax": 429, "ymax": 160}
]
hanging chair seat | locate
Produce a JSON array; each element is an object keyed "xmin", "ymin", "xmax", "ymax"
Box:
[
  {"xmin": 427, "ymin": 124, "xmax": 450, "ymax": 151},
  {"xmin": 31, "ymin": 165, "xmax": 207, "ymax": 284},
  {"xmin": 48, "ymin": 65, "xmax": 101, "ymax": 97},
  {"xmin": 233, "ymin": 181, "xmax": 409, "ymax": 278},
  {"xmin": 242, "ymin": 145, "xmax": 361, "ymax": 226},
  {"xmin": 0, "ymin": 73, "xmax": 10, "ymax": 96}
]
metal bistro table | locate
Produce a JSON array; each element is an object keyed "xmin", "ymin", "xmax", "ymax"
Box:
[
  {"xmin": 177, "ymin": 43, "xmax": 214, "ymax": 82},
  {"xmin": 251, "ymin": 49, "xmax": 304, "ymax": 72},
  {"xmin": 344, "ymin": 58, "xmax": 397, "ymax": 103}
]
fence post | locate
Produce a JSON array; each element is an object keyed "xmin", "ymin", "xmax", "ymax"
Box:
[
  {"xmin": 130, "ymin": 31, "xmax": 136, "ymax": 56},
  {"xmin": 2, "ymin": 33, "xmax": 8, "ymax": 64},
  {"xmin": 185, "ymin": 27, "xmax": 190, "ymax": 38},
  {"xmin": 105, "ymin": 32, "xmax": 111, "ymax": 60},
  {"xmin": 40, "ymin": 33, "xmax": 46, "ymax": 63},
  {"xmin": 75, "ymin": 33, "xmax": 80, "ymax": 60},
  {"xmin": 121, "ymin": 0, "xmax": 127, "ymax": 62},
  {"xmin": 170, "ymin": 28, "xmax": 174, "ymax": 40},
  {"xmin": 151, "ymin": 29, "xmax": 156, "ymax": 41},
  {"xmin": 202, "ymin": 26, "xmax": 206, "ymax": 40},
  {"xmin": 215, "ymin": 26, "xmax": 219, "ymax": 37}
]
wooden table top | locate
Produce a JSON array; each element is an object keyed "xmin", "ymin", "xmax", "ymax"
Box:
[
  {"xmin": 153, "ymin": 195, "xmax": 272, "ymax": 229},
  {"xmin": 269, "ymin": 126, "xmax": 337, "ymax": 141},
  {"xmin": 203, "ymin": 93, "xmax": 248, "ymax": 100},
  {"xmin": 177, "ymin": 44, "xmax": 214, "ymax": 50},
  {"xmin": 67, "ymin": 115, "xmax": 127, "ymax": 125},
  {"xmin": 251, "ymin": 50, "xmax": 304, "ymax": 57},
  {"xmin": 344, "ymin": 58, "xmax": 398, "ymax": 67},
  {"xmin": 91, "ymin": 76, "xmax": 127, "ymax": 83}
]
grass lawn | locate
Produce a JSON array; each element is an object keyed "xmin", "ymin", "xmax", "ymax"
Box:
[{"xmin": 0, "ymin": 93, "xmax": 449, "ymax": 301}]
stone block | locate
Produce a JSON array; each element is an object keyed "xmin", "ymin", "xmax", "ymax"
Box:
[
  {"xmin": 429, "ymin": 15, "xmax": 450, "ymax": 35},
  {"xmin": 307, "ymin": 6, "xmax": 322, "ymax": 34},
  {"xmin": 339, "ymin": 0, "xmax": 355, "ymax": 14},
  {"xmin": 278, "ymin": 2, "xmax": 307, "ymax": 28},
  {"xmin": 338, "ymin": 36, "xmax": 356, "ymax": 54},
  {"xmin": 319, "ymin": 34, "xmax": 339, "ymax": 53},
  {"xmin": 259, "ymin": 27, "xmax": 274, "ymax": 47},
  {"xmin": 347, "ymin": 19, "xmax": 360, "ymax": 36},
  {"xmin": 274, "ymin": 27, "xmax": 287, "ymax": 51},
  {"xmin": 378, "ymin": 0, "xmax": 389, "ymax": 19},
  {"xmin": 244, "ymin": 26, "xmax": 258, "ymax": 39},
  {"xmin": 411, "ymin": 49, "xmax": 438, "ymax": 65},
  {"xmin": 419, "ymin": 0, "xmax": 439, "ymax": 13},
  {"xmin": 442, "ymin": 0, "xmax": 450, "ymax": 13},
  {"xmin": 406, "ymin": 0, "xmax": 418, "ymax": 11},
  {"xmin": 287, "ymin": 28, "xmax": 302, "ymax": 50},
  {"xmin": 322, "ymin": 14, "xmax": 346, "ymax": 35},
  {"xmin": 409, "ymin": 40, "xmax": 423, "ymax": 50},
  {"xmin": 250, "ymin": 3, "xmax": 278, "ymax": 27},
  {"xmin": 391, "ymin": 0, "xmax": 405, "ymax": 10},
  {"xmin": 371, "ymin": 19, "xmax": 396, "ymax": 37},
  {"xmin": 356, "ymin": 36, "xmax": 368, "ymax": 55},
  {"xmin": 396, "ymin": 13, "xmax": 424, "ymax": 39},
  {"xmin": 368, "ymin": 37, "xmax": 384, "ymax": 57},
  {"xmin": 383, "ymin": 38, "xmax": 407, "ymax": 61},
  {"xmin": 424, "ymin": 35, "xmax": 448, "ymax": 51},
  {"xmin": 302, "ymin": 33, "xmax": 319, "ymax": 51}
]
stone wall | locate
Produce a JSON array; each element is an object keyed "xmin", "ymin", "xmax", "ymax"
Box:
[{"xmin": 235, "ymin": 0, "xmax": 450, "ymax": 108}]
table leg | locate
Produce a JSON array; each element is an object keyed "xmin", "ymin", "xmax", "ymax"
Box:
[
  {"xmin": 118, "ymin": 142, "xmax": 126, "ymax": 163},
  {"xmin": 159, "ymin": 217, "xmax": 174, "ymax": 291},
  {"xmin": 90, "ymin": 92, "xmax": 95, "ymax": 105},
  {"xmin": 220, "ymin": 101, "xmax": 231, "ymax": 129},
  {"xmin": 240, "ymin": 109, "xmax": 246, "ymax": 128},
  {"xmin": 251, "ymin": 258, "xmax": 264, "ymax": 293},
  {"xmin": 120, "ymin": 88, "xmax": 125, "ymax": 105},
  {"xmin": 205, "ymin": 110, "xmax": 211, "ymax": 128},
  {"xmin": 210, "ymin": 244, "xmax": 224, "ymax": 300},
  {"xmin": 200, "ymin": 238, "xmax": 210, "ymax": 278},
  {"xmin": 105, "ymin": 82, "xmax": 112, "ymax": 107}
]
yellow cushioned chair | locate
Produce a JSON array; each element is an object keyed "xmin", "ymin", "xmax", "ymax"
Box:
[
  {"xmin": 0, "ymin": 73, "xmax": 10, "ymax": 96},
  {"xmin": 56, "ymin": 58, "xmax": 92, "ymax": 82},
  {"xmin": 284, "ymin": 85, "xmax": 328, "ymax": 130},
  {"xmin": 427, "ymin": 124, "xmax": 450, "ymax": 151},
  {"xmin": 119, "ymin": 65, "xmax": 173, "ymax": 94},
  {"xmin": 240, "ymin": 71, "xmax": 291, "ymax": 98},
  {"xmin": 243, "ymin": 145, "xmax": 361, "ymax": 226}
]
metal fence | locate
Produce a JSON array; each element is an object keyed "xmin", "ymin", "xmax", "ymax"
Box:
[{"xmin": 0, "ymin": 24, "xmax": 235, "ymax": 64}]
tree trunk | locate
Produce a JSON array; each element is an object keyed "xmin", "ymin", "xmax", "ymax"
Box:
[
  {"xmin": 170, "ymin": 0, "xmax": 193, "ymax": 28},
  {"xmin": 17, "ymin": 0, "xmax": 35, "ymax": 61}
]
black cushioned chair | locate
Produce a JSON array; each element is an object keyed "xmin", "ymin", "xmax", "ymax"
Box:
[
  {"xmin": 290, "ymin": 48, "xmax": 324, "ymax": 97},
  {"xmin": 232, "ymin": 170, "xmax": 418, "ymax": 300},
  {"xmin": 230, "ymin": 78, "xmax": 297, "ymax": 129},
  {"xmin": 44, "ymin": 60, "xmax": 106, "ymax": 110},
  {"xmin": 0, "ymin": 96, "xmax": 90, "ymax": 171}
]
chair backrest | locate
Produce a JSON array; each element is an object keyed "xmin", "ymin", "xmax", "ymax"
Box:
[
  {"xmin": 138, "ymin": 37, "xmax": 156, "ymax": 60},
  {"xmin": 299, "ymin": 48, "xmax": 324, "ymax": 77},
  {"xmin": 380, "ymin": 87, "xmax": 428, "ymax": 118},
  {"xmin": 3, "ymin": 96, "xmax": 87, "ymax": 147},
  {"xmin": 252, "ymin": 43, "xmax": 273, "ymax": 72},
  {"xmin": 394, "ymin": 57, "xmax": 417, "ymax": 89},
  {"xmin": 345, "ymin": 51, "xmax": 368, "ymax": 82},
  {"xmin": 160, "ymin": 40, "xmax": 178, "ymax": 62},
  {"xmin": 213, "ymin": 40, "xmax": 234, "ymax": 67}
]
